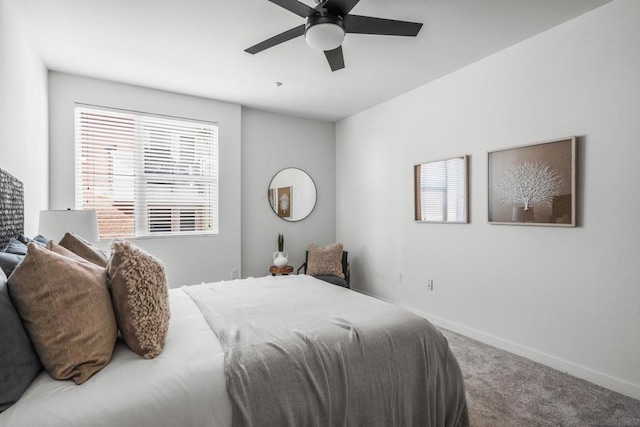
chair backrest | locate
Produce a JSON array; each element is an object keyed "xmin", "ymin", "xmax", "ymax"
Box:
[{"xmin": 341, "ymin": 251, "xmax": 348, "ymax": 276}]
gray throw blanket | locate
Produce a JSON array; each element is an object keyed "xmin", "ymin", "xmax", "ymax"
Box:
[{"xmin": 183, "ymin": 275, "xmax": 469, "ymax": 427}]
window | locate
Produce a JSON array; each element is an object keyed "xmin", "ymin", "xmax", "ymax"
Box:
[{"xmin": 75, "ymin": 105, "xmax": 218, "ymax": 238}]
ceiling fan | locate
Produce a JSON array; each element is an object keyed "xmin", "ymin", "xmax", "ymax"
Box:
[{"xmin": 245, "ymin": 0, "xmax": 423, "ymax": 72}]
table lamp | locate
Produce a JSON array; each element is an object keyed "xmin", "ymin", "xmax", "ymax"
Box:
[{"xmin": 38, "ymin": 209, "xmax": 100, "ymax": 243}]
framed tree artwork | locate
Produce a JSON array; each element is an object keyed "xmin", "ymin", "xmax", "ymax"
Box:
[
  {"xmin": 277, "ymin": 186, "xmax": 292, "ymax": 219},
  {"xmin": 488, "ymin": 137, "xmax": 576, "ymax": 226}
]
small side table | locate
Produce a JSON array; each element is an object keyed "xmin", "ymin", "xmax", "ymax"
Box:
[{"xmin": 270, "ymin": 265, "xmax": 294, "ymax": 276}]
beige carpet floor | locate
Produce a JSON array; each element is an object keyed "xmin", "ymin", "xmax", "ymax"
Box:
[{"xmin": 441, "ymin": 329, "xmax": 640, "ymax": 427}]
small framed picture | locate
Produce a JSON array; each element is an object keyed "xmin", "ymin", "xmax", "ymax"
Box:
[
  {"xmin": 277, "ymin": 186, "xmax": 292, "ymax": 219},
  {"xmin": 488, "ymin": 137, "xmax": 576, "ymax": 226},
  {"xmin": 414, "ymin": 155, "xmax": 469, "ymax": 223}
]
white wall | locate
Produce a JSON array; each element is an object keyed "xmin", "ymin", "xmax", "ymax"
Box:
[
  {"xmin": 46, "ymin": 75, "xmax": 336, "ymax": 285},
  {"xmin": 336, "ymin": 0, "xmax": 640, "ymax": 400},
  {"xmin": 241, "ymin": 108, "xmax": 336, "ymax": 277},
  {"xmin": 48, "ymin": 72, "xmax": 242, "ymax": 287},
  {"xmin": 0, "ymin": 0, "xmax": 48, "ymax": 234}
]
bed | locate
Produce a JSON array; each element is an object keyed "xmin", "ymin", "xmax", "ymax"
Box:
[
  {"xmin": 0, "ymin": 168, "xmax": 469, "ymax": 427},
  {"xmin": 0, "ymin": 288, "xmax": 231, "ymax": 427}
]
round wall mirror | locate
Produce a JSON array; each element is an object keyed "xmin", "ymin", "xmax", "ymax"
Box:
[{"xmin": 268, "ymin": 168, "xmax": 317, "ymax": 222}]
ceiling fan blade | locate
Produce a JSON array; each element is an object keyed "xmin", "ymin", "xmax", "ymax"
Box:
[
  {"xmin": 322, "ymin": 0, "xmax": 361, "ymax": 17},
  {"xmin": 269, "ymin": 0, "xmax": 316, "ymax": 18},
  {"xmin": 324, "ymin": 46, "xmax": 345, "ymax": 72},
  {"xmin": 344, "ymin": 15, "xmax": 423, "ymax": 36},
  {"xmin": 245, "ymin": 25, "xmax": 305, "ymax": 54}
]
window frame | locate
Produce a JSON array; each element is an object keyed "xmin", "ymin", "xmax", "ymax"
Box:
[{"xmin": 74, "ymin": 104, "xmax": 219, "ymax": 239}]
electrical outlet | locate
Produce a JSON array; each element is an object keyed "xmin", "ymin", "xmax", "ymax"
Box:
[
  {"xmin": 231, "ymin": 269, "xmax": 238, "ymax": 280},
  {"xmin": 396, "ymin": 273, "xmax": 403, "ymax": 284},
  {"xmin": 427, "ymin": 279, "xmax": 433, "ymax": 291}
]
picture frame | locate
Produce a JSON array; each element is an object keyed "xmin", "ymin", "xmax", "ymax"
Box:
[
  {"xmin": 414, "ymin": 155, "xmax": 469, "ymax": 223},
  {"xmin": 488, "ymin": 137, "xmax": 576, "ymax": 226},
  {"xmin": 277, "ymin": 186, "xmax": 292, "ymax": 219}
]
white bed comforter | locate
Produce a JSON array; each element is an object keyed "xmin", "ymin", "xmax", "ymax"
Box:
[{"xmin": 0, "ymin": 289, "xmax": 232, "ymax": 427}]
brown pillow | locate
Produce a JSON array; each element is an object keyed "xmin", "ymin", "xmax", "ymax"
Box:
[
  {"xmin": 59, "ymin": 232, "xmax": 108, "ymax": 267},
  {"xmin": 7, "ymin": 243, "xmax": 117, "ymax": 385},
  {"xmin": 107, "ymin": 240, "xmax": 170, "ymax": 359},
  {"xmin": 306, "ymin": 243, "xmax": 345, "ymax": 279},
  {"xmin": 47, "ymin": 240, "xmax": 91, "ymax": 263}
]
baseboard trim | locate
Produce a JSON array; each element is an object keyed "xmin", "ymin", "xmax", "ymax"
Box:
[
  {"xmin": 353, "ymin": 289, "xmax": 640, "ymax": 401},
  {"xmin": 422, "ymin": 311, "xmax": 640, "ymax": 401}
]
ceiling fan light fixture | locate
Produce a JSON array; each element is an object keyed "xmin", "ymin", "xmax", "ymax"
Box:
[
  {"xmin": 305, "ymin": 15, "xmax": 345, "ymax": 51},
  {"xmin": 245, "ymin": 1, "xmax": 423, "ymax": 72}
]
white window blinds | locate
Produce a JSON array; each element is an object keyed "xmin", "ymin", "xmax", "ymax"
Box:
[
  {"xmin": 415, "ymin": 156, "xmax": 467, "ymax": 223},
  {"xmin": 75, "ymin": 105, "xmax": 219, "ymax": 238}
]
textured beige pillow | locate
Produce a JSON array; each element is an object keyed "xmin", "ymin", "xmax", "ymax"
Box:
[
  {"xmin": 59, "ymin": 232, "xmax": 108, "ymax": 267},
  {"xmin": 107, "ymin": 240, "xmax": 170, "ymax": 359},
  {"xmin": 306, "ymin": 243, "xmax": 345, "ymax": 279},
  {"xmin": 7, "ymin": 243, "xmax": 117, "ymax": 385}
]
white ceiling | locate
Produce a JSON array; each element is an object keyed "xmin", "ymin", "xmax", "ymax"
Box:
[{"xmin": 14, "ymin": 0, "xmax": 610, "ymax": 122}]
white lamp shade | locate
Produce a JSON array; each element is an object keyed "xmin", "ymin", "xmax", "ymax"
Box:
[
  {"xmin": 305, "ymin": 23, "xmax": 345, "ymax": 51},
  {"xmin": 39, "ymin": 210, "xmax": 100, "ymax": 243}
]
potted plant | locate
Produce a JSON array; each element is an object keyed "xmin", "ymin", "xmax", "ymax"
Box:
[
  {"xmin": 278, "ymin": 233, "xmax": 284, "ymax": 252},
  {"xmin": 273, "ymin": 233, "xmax": 288, "ymax": 267}
]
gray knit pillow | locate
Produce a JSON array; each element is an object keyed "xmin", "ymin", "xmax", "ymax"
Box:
[
  {"xmin": 107, "ymin": 240, "xmax": 170, "ymax": 359},
  {"xmin": 306, "ymin": 243, "xmax": 345, "ymax": 279}
]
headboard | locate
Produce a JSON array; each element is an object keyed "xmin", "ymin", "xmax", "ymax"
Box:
[{"xmin": 0, "ymin": 168, "xmax": 24, "ymax": 248}]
